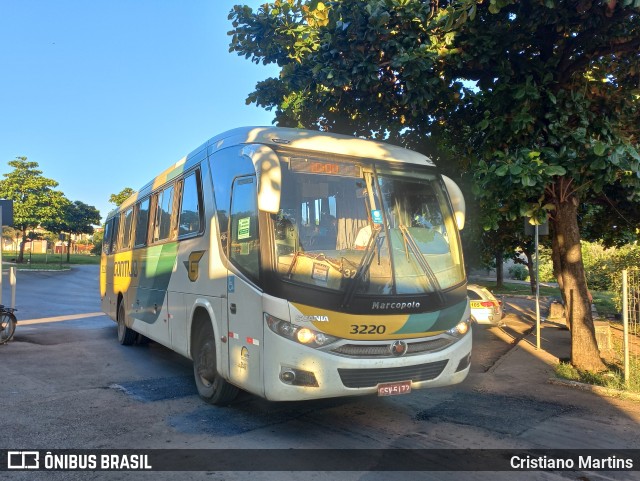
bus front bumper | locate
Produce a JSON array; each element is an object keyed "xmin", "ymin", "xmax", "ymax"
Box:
[{"xmin": 262, "ymin": 328, "xmax": 472, "ymax": 401}]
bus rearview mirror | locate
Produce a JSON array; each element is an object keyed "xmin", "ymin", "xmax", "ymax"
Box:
[
  {"xmin": 442, "ymin": 175, "xmax": 465, "ymax": 230},
  {"xmin": 243, "ymin": 144, "xmax": 282, "ymax": 214}
]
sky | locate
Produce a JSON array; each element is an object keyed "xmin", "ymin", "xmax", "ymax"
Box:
[{"xmin": 0, "ymin": 0, "xmax": 279, "ymax": 222}]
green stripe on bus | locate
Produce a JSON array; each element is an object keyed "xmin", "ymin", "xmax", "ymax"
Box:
[
  {"xmin": 394, "ymin": 299, "xmax": 468, "ymax": 334},
  {"xmin": 137, "ymin": 242, "xmax": 179, "ymax": 324}
]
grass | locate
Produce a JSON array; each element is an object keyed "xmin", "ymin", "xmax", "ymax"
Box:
[
  {"xmin": 555, "ymin": 355, "xmax": 640, "ymax": 394},
  {"xmin": 591, "ymin": 291, "xmax": 618, "ymax": 318},
  {"xmin": 473, "ymin": 280, "xmax": 561, "ymax": 297},
  {"xmin": 2, "ymin": 251, "xmax": 100, "ymax": 270},
  {"xmin": 474, "ymin": 280, "xmax": 619, "ymax": 318}
]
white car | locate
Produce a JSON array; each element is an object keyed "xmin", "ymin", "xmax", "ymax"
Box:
[{"xmin": 467, "ymin": 284, "xmax": 505, "ymax": 325}]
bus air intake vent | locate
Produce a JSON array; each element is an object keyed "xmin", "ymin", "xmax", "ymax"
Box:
[
  {"xmin": 330, "ymin": 338, "xmax": 453, "ymax": 358},
  {"xmin": 337, "ymin": 360, "xmax": 448, "ymax": 388}
]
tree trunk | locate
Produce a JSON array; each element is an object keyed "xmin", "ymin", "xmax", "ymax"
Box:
[
  {"xmin": 552, "ymin": 194, "xmax": 605, "ymax": 372},
  {"xmin": 18, "ymin": 229, "xmax": 27, "ymax": 263},
  {"xmin": 551, "ymin": 228, "xmax": 564, "ymax": 297},
  {"xmin": 495, "ymin": 250, "xmax": 504, "ymax": 288},
  {"xmin": 521, "ymin": 244, "xmax": 536, "ymax": 295},
  {"xmin": 66, "ymin": 236, "xmax": 71, "ymax": 263}
]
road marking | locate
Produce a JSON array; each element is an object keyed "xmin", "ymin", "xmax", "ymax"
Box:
[{"xmin": 19, "ymin": 312, "xmax": 106, "ymax": 325}]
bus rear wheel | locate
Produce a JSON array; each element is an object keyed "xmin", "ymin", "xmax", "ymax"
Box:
[
  {"xmin": 117, "ymin": 301, "xmax": 137, "ymax": 346},
  {"xmin": 193, "ymin": 322, "xmax": 238, "ymax": 405}
]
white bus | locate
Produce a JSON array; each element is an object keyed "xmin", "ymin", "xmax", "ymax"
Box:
[{"xmin": 100, "ymin": 127, "xmax": 471, "ymax": 404}]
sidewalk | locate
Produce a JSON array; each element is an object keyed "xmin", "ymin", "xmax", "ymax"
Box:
[{"xmin": 475, "ymin": 297, "xmax": 640, "ymax": 417}]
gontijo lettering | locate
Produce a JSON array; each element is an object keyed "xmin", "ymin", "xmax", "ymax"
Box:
[{"xmin": 113, "ymin": 260, "xmax": 138, "ymax": 278}]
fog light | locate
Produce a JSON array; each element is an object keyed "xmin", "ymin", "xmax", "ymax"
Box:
[
  {"xmin": 456, "ymin": 353, "xmax": 471, "ymax": 372},
  {"xmin": 279, "ymin": 367, "xmax": 319, "ymax": 387},
  {"xmin": 280, "ymin": 369, "xmax": 296, "ymax": 383}
]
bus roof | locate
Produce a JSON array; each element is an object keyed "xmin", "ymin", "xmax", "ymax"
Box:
[
  {"xmin": 206, "ymin": 126, "xmax": 435, "ymax": 167},
  {"xmin": 109, "ymin": 127, "xmax": 435, "ymax": 217}
]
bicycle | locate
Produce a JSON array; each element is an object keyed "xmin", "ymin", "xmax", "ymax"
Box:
[{"xmin": 0, "ymin": 305, "xmax": 17, "ymax": 344}]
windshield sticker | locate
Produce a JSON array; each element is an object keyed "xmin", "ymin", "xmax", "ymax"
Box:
[
  {"xmin": 238, "ymin": 217, "xmax": 251, "ymax": 239},
  {"xmin": 312, "ymin": 263, "xmax": 329, "ymax": 282},
  {"xmin": 371, "ymin": 209, "xmax": 383, "ymax": 224}
]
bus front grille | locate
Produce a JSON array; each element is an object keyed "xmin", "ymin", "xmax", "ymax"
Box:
[
  {"xmin": 330, "ymin": 337, "xmax": 453, "ymax": 358},
  {"xmin": 337, "ymin": 360, "xmax": 448, "ymax": 388}
]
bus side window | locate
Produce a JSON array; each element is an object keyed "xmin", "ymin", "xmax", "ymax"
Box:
[
  {"xmin": 210, "ymin": 146, "xmax": 256, "ymax": 258},
  {"xmin": 151, "ymin": 184, "xmax": 176, "ymax": 243},
  {"xmin": 120, "ymin": 207, "xmax": 134, "ymax": 250},
  {"xmin": 108, "ymin": 216, "xmax": 119, "ymax": 254},
  {"xmin": 103, "ymin": 218, "xmax": 113, "ymax": 254},
  {"xmin": 134, "ymin": 198, "xmax": 150, "ymax": 247},
  {"xmin": 178, "ymin": 170, "xmax": 202, "ymax": 238},
  {"xmin": 229, "ymin": 176, "xmax": 259, "ymax": 281}
]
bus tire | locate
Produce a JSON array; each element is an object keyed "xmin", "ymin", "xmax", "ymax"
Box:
[
  {"xmin": 117, "ymin": 300, "xmax": 137, "ymax": 346},
  {"xmin": 193, "ymin": 321, "xmax": 238, "ymax": 406},
  {"xmin": 136, "ymin": 333, "xmax": 151, "ymax": 345}
]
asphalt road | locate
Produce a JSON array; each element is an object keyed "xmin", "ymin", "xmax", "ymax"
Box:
[{"xmin": 0, "ymin": 266, "xmax": 637, "ymax": 481}]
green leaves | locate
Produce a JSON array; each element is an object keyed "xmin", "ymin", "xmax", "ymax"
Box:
[
  {"xmin": 593, "ymin": 141, "xmax": 607, "ymax": 156},
  {"xmin": 228, "ymin": 0, "xmax": 640, "ymax": 225},
  {"xmin": 495, "ymin": 164, "xmax": 509, "ymax": 176},
  {"xmin": 109, "ymin": 187, "xmax": 135, "ymax": 207},
  {"xmin": 479, "ymin": 147, "xmax": 572, "ymax": 203},
  {"xmin": 0, "ymin": 157, "xmax": 65, "ymax": 232},
  {"xmin": 545, "ymin": 165, "xmax": 566, "ymax": 176},
  {"xmin": 509, "ymin": 164, "xmax": 523, "ymax": 175}
]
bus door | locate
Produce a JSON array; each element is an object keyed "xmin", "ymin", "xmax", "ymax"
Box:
[
  {"xmin": 226, "ymin": 175, "xmax": 264, "ymax": 396},
  {"xmin": 135, "ymin": 185, "xmax": 176, "ymax": 344},
  {"xmin": 101, "ymin": 215, "xmax": 119, "ymax": 319}
]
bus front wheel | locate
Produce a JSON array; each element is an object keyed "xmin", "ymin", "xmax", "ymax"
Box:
[{"xmin": 193, "ymin": 322, "xmax": 238, "ymax": 406}]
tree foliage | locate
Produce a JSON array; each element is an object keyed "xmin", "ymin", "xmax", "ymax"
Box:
[
  {"xmin": 229, "ymin": 0, "xmax": 640, "ymax": 371},
  {"xmin": 578, "ymin": 186, "xmax": 640, "ymax": 247},
  {"xmin": 0, "ymin": 157, "xmax": 69, "ymax": 262},
  {"xmin": 42, "ymin": 201, "xmax": 101, "ymax": 262},
  {"xmin": 109, "ymin": 187, "xmax": 135, "ymax": 207}
]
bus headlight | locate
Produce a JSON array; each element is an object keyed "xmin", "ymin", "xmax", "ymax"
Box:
[
  {"xmin": 296, "ymin": 328, "xmax": 316, "ymax": 344},
  {"xmin": 265, "ymin": 313, "xmax": 338, "ymax": 348},
  {"xmin": 447, "ymin": 319, "xmax": 471, "ymax": 338}
]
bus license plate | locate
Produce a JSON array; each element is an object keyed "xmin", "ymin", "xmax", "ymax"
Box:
[{"xmin": 377, "ymin": 380, "xmax": 412, "ymax": 396}]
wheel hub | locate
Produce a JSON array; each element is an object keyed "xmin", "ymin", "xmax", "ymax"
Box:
[{"xmin": 197, "ymin": 341, "xmax": 217, "ymax": 386}]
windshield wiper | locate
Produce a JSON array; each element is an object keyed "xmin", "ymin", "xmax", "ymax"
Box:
[
  {"xmin": 399, "ymin": 225, "xmax": 445, "ymax": 303},
  {"xmin": 341, "ymin": 226, "xmax": 381, "ymax": 308}
]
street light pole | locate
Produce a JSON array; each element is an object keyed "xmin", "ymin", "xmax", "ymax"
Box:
[{"xmin": 535, "ymin": 223, "xmax": 541, "ymax": 350}]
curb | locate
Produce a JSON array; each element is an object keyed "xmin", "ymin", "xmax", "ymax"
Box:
[
  {"xmin": 547, "ymin": 377, "xmax": 640, "ymax": 402},
  {"xmin": 15, "ymin": 268, "xmax": 72, "ymax": 272}
]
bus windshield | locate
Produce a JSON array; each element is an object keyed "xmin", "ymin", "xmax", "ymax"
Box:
[{"xmin": 272, "ymin": 154, "xmax": 465, "ymax": 297}]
